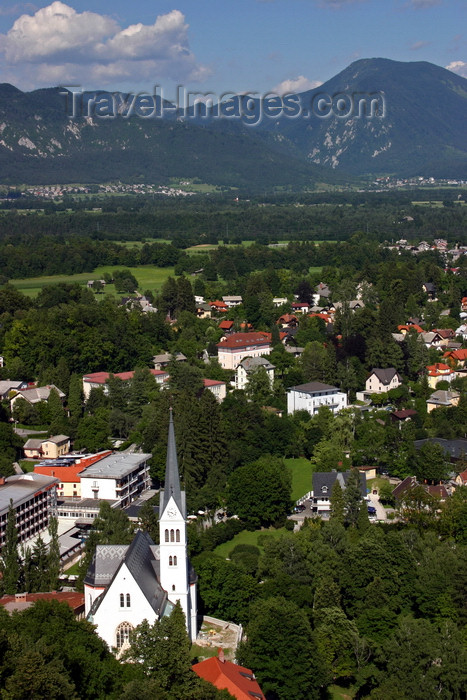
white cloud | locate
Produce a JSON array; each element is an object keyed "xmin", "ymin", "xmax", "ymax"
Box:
[
  {"xmin": 0, "ymin": 2, "xmax": 210, "ymax": 88},
  {"xmin": 445, "ymin": 60, "xmax": 467, "ymax": 78},
  {"xmin": 273, "ymin": 75, "xmax": 322, "ymax": 95},
  {"xmin": 410, "ymin": 41, "xmax": 431, "ymax": 50}
]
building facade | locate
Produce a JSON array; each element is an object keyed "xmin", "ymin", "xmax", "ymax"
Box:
[
  {"xmin": 79, "ymin": 453, "xmax": 151, "ymax": 506},
  {"xmin": 287, "ymin": 382, "xmax": 348, "ymax": 416},
  {"xmin": 217, "ymin": 332, "xmax": 272, "ymax": 370},
  {"xmin": 0, "ymin": 473, "xmax": 58, "ymax": 549}
]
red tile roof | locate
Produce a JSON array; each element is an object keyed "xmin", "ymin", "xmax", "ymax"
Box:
[
  {"xmin": 34, "ymin": 451, "xmax": 112, "ymax": 483},
  {"xmin": 83, "ymin": 370, "xmax": 167, "ymax": 383},
  {"xmin": 203, "ymin": 379, "xmax": 225, "ymax": 387},
  {"xmin": 426, "ymin": 363, "xmax": 452, "ymax": 376},
  {"xmin": 0, "ymin": 591, "xmax": 85, "ymax": 615},
  {"xmin": 398, "ymin": 324, "xmax": 423, "ymax": 333},
  {"xmin": 219, "ymin": 320, "xmax": 234, "ymax": 330},
  {"xmin": 217, "ymin": 332, "xmax": 272, "ymax": 350},
  {"xmin": 193, "ymin": 653, "xmax": 265, "ymax": 700},
  {"xmin": 444, "ymin": 348, "xmax": 467, "ymax": 362}
]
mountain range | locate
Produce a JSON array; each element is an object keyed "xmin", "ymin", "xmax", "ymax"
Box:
[{"xmin": 0, "ymin": 58, "xmax": 466, "ymax": 188}]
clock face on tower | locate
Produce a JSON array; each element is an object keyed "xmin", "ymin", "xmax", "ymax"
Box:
[{"xmin": 166, "ymin": 506, "xmax": 177, "ymax": 518}]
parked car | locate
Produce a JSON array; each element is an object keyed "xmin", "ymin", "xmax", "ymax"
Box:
[
  {"xmin": 367, "ymin": 505, "xmax": 377, "ymax": 516},
  {"xmin": 293, "ymin": 504, "xmax": 306, "ymax": 513}
]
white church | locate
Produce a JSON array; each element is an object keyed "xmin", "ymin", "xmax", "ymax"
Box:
[{"xmin": 84, "ymin": 410, "xmax": 198, "ymax": 651}]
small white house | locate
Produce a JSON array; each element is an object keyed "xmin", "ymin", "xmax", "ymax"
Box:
[
  {"xmin": 79, "ymin": 453, "xmax": 151, "ymax": 506},
  {"xmin": 235, "ymin": 357, "xmax": 275, "ymax": 391},
  {"xmin": 365, "ymin": 368, "xmax": 402, "ymax": 394},
  {"xmin": 287, "ymin": 382, "xmax": 347, "ymax": 416},
  {"xmin": 202, "ymin": 378, "xmax": 226, "ymax": 402}
]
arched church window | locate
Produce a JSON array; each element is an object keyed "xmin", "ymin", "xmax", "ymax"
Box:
[
  {"xmin": 176, "ymin": 529, "xmax": 180, "ymax": 542},
  {"xmin": 172, "ymin": 585, "xmax": 175, "ymax": 591},
  {"xmin": 170, "ymin": 529, "xmax": 175, "ymax": 542},
  {"xmin": 120, "ymin": 593, "xmax": 124, "ymax": 607},
  {"xmin": 116, "ymin": 622, "xmax": 133, "ymax": 649},
  {"xmin": 169, "ymin": 556, "xmax": 173, "ymax": 566},
  {"xmin": 173, "ymin": 555, "xmax": 177, "ymax": 566},
  {"xmin": 165, "ymin": 529, "xmax": 169, "ymax": 542},
  {"xmin": 126, "ymin": 594, "xmax": 131, "ymax": 607}
]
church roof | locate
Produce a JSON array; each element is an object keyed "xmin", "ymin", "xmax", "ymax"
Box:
[
  {"xmin": 86, "ymin": 532, "xmax": 167, "ymax": 619},
  {"xmin": 160, "ymin": 408, "xmax": 185, "ymax": 518}
]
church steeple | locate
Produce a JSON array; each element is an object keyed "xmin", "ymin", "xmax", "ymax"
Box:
[{"xmin": 160, "ymin": 408, "xmax": 185, "ymax": 519}]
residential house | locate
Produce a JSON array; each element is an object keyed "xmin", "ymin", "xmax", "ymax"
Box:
[
  {"xmin": 414, "ymin": 437, "xmax": 467, "ymax": 464},
  {"xmin": 218, "ymin": 319, "xmax": 234, "ymax": 334},
  {"xmin": 272, "ymin": 297, "xmax": 288, "ymax": 307},
  {"xmin": 291, "ymin": 301, "xmax": 310, "ymax": 314},
  {"xmin": 310, "ymin": 471, "xmax": 366, "ymax": 517},
  {"xmin": 217, "ymin": 332, "xmax": 272, "ymax": 370},
  {"xmin": 455, "ymin": 468, "xmax": 467, "ymax": 487},
  {"xmin": 0, "ymin": 473, "xmax": 58, "ymax": 549},
  {"xmin": 425, "ymin": 363, "xmax": 456, "ymax": 388},
  {"xmin": 287, "ymin": 382, "xmax": 347, "ymax": 416},
  {"xmin": 455, "ymin": 324, "xmax": 467, "ymax": 341},
  {"xmin": 276, "ymin": 313, "xmax": 298, "ymax": 329},
  {"xmin": 83, "ymin": 369, "xmax": 168, "ymax": 400},
  {"xmin": 443, "ymin": 348, "xmax": 467, "ymax": 368},
  {"xmin": 235, "ymin": 357, "xmax": 275, "ymax": 391},
  {"xmin": 365, "ymin": 368, "xmax": 402, "ymax": 394},
  {"xmin": 426, "ymin": 389, "xmax": 460, "ymax": 412},
  {"xmin": 222, "ymin": 296, "xmax": 242, "ymax": 308},
  {"xmin": 193, "ymin": 649, "xmax": 265, "ymax": 700},
  {"xmin": 209, "ymin": 300, "xmax": 229, "ymax": 314},
  {"xmin": 422, "ymin": 282, "xmax": 437, "ymax": 300},
  {"xmin": 153, "ymin": 352, "xmax": 186, "ymax": 370},
  {"xmin": 196, "ymin": 302, "xmax": 212, "ymax": 319},
  {"xmin": 79, "ymin": 453, "xmax": 152, "ymax": 506},
  {"xmin": 10, "ymin": 384, "xmax": 65, "ymax": 412},
  {"xmin": 391, "ymin": 409, "xmax": 417, "ymax": 424},
  {"xmin": 0, "ymin": 380, "xmax": 28, "ymax": 400},
  {"xmin": 392, "ymin": 476, "xmax": 419, "ymax": 504},
  {"xmin": 203, "ymin": 378, "xmax": 226, "ymax": 402},
  {"xmin": 315, "ymin": 282, "xmax": 331, "ymax": 301},
  {"xmin": 23, "ymin": 434, "xmax": 71, "ymax": 459}
]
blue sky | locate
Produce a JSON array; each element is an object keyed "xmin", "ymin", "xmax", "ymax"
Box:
[{"xmin": 0, "ymin": 0, "xmax": 465, "ymax": 93}]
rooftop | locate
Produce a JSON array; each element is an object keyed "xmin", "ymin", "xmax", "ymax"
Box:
[
  {"xmin": 78, "ymin": 452, "xmax": 151, "ymax": 480},
  {"xmin": 0, "ymin": 473, "xmax": 58, "ymax": 516},
  {"xmin": 288, "ymin": 381, "xmax": 340, "ymax": 394}
]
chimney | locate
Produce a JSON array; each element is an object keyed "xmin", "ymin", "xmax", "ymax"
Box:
[
  {"xmin": 218, "ymin": 648, "xmax": 225, "ymax": 663},
  {"xmin": 0, "ymin": 476, "xmax": 5, "ymax": 486}
]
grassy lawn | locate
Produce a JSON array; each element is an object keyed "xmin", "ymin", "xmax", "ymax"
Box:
[
  {"xmin": 284, "ymin": 457, "xmax": 314, "ymax": 501},
  {"xmin": 64, "ymin": 562, "xmax": 81, "ymax": 575},
  {"xmin": 309, "ymin": 266, "xmax": 323, "ymax": 274},
  {"xmin": 366, "ymin": 477, "xmax": 388, "ymax": 493},
  {"xmin": 214, "ymin": 527, "xmax": 287, "ymax": 559},
  {"xmin": 329, "ymin": 685, "xmax": 355, "ymax": 700},
  {"xmin": 19, "ymin": 460, "xmax": 40, "ymax": 473},
  {"xmin": 9, "ymin": 265, "xmax": 175, "ymax": 298}
]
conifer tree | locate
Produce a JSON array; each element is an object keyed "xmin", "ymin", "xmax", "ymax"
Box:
[
  {"xmin": 330, "ymin": 479, "xmax": 345, "ymax": 524},
  {"xmin": 47, "ymin": 516, "xmax": 61, "ymax": 590},
  {"xmin": 344, "ymin": 470, "xmax": 363, "ymax": 528}
]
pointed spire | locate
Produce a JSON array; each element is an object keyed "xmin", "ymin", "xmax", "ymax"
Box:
[{"xmin": 163, "ymin": 408, "xmax": 183, "ymax": 513}]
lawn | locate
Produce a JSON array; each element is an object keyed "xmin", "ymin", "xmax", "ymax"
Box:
[
  {"xmin": 213, "ymin": 527, "xmax": 287, "ymax": 559},
  {"xmin": 9, "ymin": 265, "xmax": 175, "ymax": 298},
  {"xmin": 19, "ymin": 460, "xmax": 40, "ymax": 473},
  {"xmin": 284, "ymin": 457, "xmax": 314, "ymax": 501}
]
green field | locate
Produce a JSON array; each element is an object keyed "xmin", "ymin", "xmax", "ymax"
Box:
[
  {"xmin": 213, "ymin": 527, "xmax": 287, "ymax": 559},
  {"xmin": 285, "ymin": 457, "xmax": 314, "ymax": 501},
  {"xmin": 9, "ymin": 265, "xmax": 175, "ymax": 298}
]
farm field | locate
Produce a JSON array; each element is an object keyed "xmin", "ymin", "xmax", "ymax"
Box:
[{"xmin": 9, "ymin": 265, "xmax": 175, "ymax": 298}]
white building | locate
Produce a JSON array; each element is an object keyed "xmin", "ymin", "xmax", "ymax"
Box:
[
  {"xmin": 79, "ymin": 453, "xmax": 151, "ymax": 507},
  {"xmin": 84, "ymin": 411, "xmax": 197, "ymax": 652},
  {"xmin": 222, "ymin": 296, "xmax": 243, "ymax": 308},
  {"xmin": 203, "ymin": 378, "xmax": 227, "ymax": 402},
  {"xmin": 82, "ymin": 370, "xmax": 168, "ymax": 400},
  {"xmin": 287, "ymin": 382, "xmax": 347, "ymax": 416},
  {"xmin": 235, "ymin": 357, "xmax": 275, "ymax": 391},
  {"xmin": 217, "ymin": 332, "xmax": 272, "ymax": 370},
  {"xmin": 365, "ymin": 368, "xmax": 402, "ymax": 394},
  {"xmin": 0, "ymin": 473, "xmax": 58, "ymax": 549}
]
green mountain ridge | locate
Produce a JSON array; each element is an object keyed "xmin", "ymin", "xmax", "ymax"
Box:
[{"xmin": 0, "ymin": 58, "xmax": 465, "ymax": 186}]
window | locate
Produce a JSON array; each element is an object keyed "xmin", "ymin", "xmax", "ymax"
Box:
[
  {"xmin": 176, "ymin": 529, "xmax": 180, "ymax": 542},
  {"xmin": 173, "ymin": 555, "xmax": 177, "ymax": 566},
  {"xmin": 165, "ymin": 529, "xmax": 169, "ymax": 542},
  {"xmin": 115, "ymin": 622, "xmax": 133, "ymax": 649},
  {"xmin": 172, "ymin": 585, "xmax": 175, "ymax": 591},
  {"xmin": 169, "ymin": 556, "xmax": 173, "ymax": 566},
  {"xmin": 120, "ymin": 593, "xmax": 124, "ymax": 607},
  {"xmin": 170, "ymin": 529, "xmax": 175, "ymax": 542},
  {"xmin": 126, "ymin": 594, "xmax": 131, "ymax": 607}
]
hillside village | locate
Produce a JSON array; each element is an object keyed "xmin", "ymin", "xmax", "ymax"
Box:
[{"xmin": 0, "ymin": 233, "xmax": 467, "ymax": 698}]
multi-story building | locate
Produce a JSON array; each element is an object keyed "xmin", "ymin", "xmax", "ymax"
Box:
[
  {"xmin": 235, "ymin": 357, "xmax": 275, "ymax": 391},
  {"xmin": 0, "ymin": 473, "xmax": 58, "ymax": 549},
  {"xmin": 287, "ymin": 382, "xmax": 347, "ymax": 416},
  {"xmin": 34, "ymin": 451, "xmax": 112, "ymax": 498},
  {"xmin": 82, "ymin": 370, "xmax": 168, "ymax": 400},
  {"xmin": 217, "ymin": 332, "xmax": 272, "ymax": 370},
  {"xmin": 78, "ymin": 453, "xmax": 151, "ymax": 507},
  {"xmin": 202, "ymin": 378, "xmax": 226, "ymax": 402}
]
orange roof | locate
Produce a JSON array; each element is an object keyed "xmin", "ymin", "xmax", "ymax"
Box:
[
  {"xmin": 309, "ymin": 313, "xmax": 331, "ymax": 322},
  {"xmin": 0, "ymin": 591, "xmax": 85, "ymax": 614},
  {"xmin": 34, "ymin": 451, "xmax": 111, "ymax": 482},
  {"xmin": 210, "ymin": 300, "xmax": 228, "ymax": 309},
  {"xmin": 193, "ymin": 654, "xmax": 265, "ymax": 700},
  {"xmin": 219, "ymin": 320, "xmax": 234, "ymax": 330},
  {"xmin": 444, "ymin": 348, "xmax": 467, "ymax": 362},
  {"xmin": 217, "ymin": 332, "xmax": 272, "ymax": 349},
  {"xmin": 426, "ymin": 363, "xmax": 451, "ymax": 373},
  {"xmin": 203, "ymin": 378, "xmax": 225, "ymax": 387},
  {"xmin": 83, "ymin": 369, "xmax": 167, "ymax": 384},
  {"xmin": 398, "ymin": 324, "xmax": 423, "ymax": 333},
  {"xmin": 277, "ymin": 314, "xmax": 297, "ymax": 323}
]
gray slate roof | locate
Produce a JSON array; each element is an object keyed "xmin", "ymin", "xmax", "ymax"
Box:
[
  {"xmin": 312, "ymin": 471, "xmax": 366, "ymax": 499},
  {"xmin": 79, "ymin": 452, "xmax": 151, "ymax": 479},
  {"xmin": 427, "ymin": 390, "xmax": 460, "ymax": 406},
  {"xmin": 289, "ymin": 381, "xmax": 340, "ymax": 394},
  {"xmin": 414, "ymin": 437, "xmax": 467, "ymax": 460},
  {"xmin": 238, "ymin": 357, "xmax": 275, "ymax": 372},
  {"xmin": 0, "ymin": 473, "xmax": 59, "ymax": 517},
  {"xmin": 369, "ymin": 368, "xmax": 400, "ymax": 385}
]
